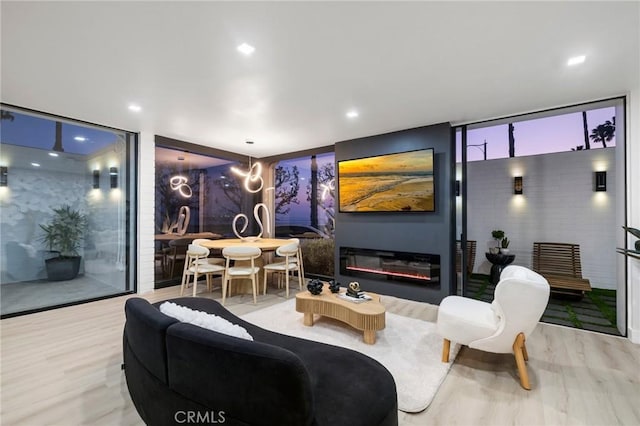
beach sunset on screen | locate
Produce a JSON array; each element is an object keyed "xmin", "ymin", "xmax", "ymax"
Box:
[{"xmin": 338, "ymin": 149, "xmax": 435, "ymax": 212}]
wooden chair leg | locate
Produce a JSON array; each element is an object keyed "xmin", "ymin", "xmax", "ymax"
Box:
[
  {"xmin": 522, "ymin": 337, "xmax": 529, "ymax": 362},
  {"xmin": 442, "ymin": 338, "xmax": 451, "ymax": 363},
  {"xmin": 192, "ymin": 271, "xmax": 199, "ymax": 297},
  {"xmin": 513, "ymin": 332, "xmax": 531, "ymax": 390},
  {"xmin": 251, "ymin": 274, "xmax": 257, "ymax": 304},
  {"xmin": 222, "ymin": 275, "xmax": 228, "ymax": 306}
]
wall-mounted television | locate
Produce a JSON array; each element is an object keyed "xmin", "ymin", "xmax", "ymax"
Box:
[{"xmin": 337, "ymin": 148, "xmax": 435, "ymax": 213}]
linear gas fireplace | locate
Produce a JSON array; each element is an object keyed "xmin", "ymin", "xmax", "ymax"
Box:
[{"xmin": 340, "ymin": 247, "xmax": 440, "ymax": 285}]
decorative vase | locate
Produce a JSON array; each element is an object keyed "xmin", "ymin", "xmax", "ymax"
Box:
[
  {"xmin": 328, "ymin": 279, "xmax": 340, "ymax": 293},
  {"xmin": 307, "ymin": 279, "xmax": 323, "ymax": 295},
  {"xmin": 500, "ymin": 248, "xmax": 510, "ymax": 254}
]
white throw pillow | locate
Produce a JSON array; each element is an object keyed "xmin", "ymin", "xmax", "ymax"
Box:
[{"xmin": 159, "ymin": 301, "xmax": 253, "ymax": 341}]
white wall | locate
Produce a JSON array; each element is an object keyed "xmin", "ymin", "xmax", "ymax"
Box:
[
  {"xmin": 466, "ymin": 148, "xmax": 617, "ymax": 289},
  {"xmin": 137, "ymin": 131, "xmax": 155, "ymax": 294}
]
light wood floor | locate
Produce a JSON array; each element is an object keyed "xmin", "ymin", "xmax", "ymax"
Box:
[{"xmin": 1, "ymin": 283, "xmax": 639, "ymax": 425}]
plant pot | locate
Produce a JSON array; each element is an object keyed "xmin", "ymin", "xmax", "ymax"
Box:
[
  {"xmin": 45, "ymin": 256, "xmax": 81, "ymax": 281},
  {"xmin": 500, "ymin": 248, "xmax": 510, "ymax": 254}
]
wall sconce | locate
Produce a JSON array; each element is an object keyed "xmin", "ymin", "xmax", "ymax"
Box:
[
  {"xmin": 0, "ymin": 166, "xmax": 7, "ymax": 187},
  {"xmin": 514, "ymin": 176, "xmax": 523, "ymax": 194},
  {"xmin": 92, "ymin": 170, "xmax": 100, "ymax": 189},
  {"xmin": 594, "ymin": 171, "xmax": 606, "ymax": 192},
  {"xmin": 455, "ymin": 180, "xmax": 460, "ymax": 197},
  {"xmin": 110, "ymin": 167, "xmax": 118, "ymax": 188}
]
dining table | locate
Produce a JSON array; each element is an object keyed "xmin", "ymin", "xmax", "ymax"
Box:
[
  {"xmin": 154, "ymin": 232, "xmax": 223, "ymax": 242},
  {"xmin": 198, "ymin": 238, "xmax": 295, "ymax": 295}
]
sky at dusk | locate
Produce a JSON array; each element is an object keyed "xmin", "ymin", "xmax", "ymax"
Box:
[{"xmin": 458, "ymin": 106, "xmax": 616, "ymax": 162}]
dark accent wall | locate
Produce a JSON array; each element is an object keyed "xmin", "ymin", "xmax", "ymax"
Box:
[{"xmin": 334, "ymin": 123, "xmax": 454, "ymax": 304}]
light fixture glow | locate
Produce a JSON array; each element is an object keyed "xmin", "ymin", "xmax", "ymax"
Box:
[
  {"xmin": 567, "ymin": 55, "xmax": 586, "ymax": 66},
  {"xmin": 49, "ymin": 152, "xmax": 59, "ymax": 157},
  {"xmin": 346, "ymin": 110, "xmax": 359, "ymax": 119},
  {"xmin": 128, "ymin": 104, "xmax": 142, "ymax": 112},
  {"xmin": 31, "ymin": 162, "xmax": 41, "ymax": 167},
  {"xmin": 74, "ymin": 136, "xmax": 87, "ymax": 142},
  {"xmin": 237, "ymin": 43, "xmax": 255, "ymax": 55},
  {"xmin": 230, "ymin": 160, "xmax": 264, "ymax": 193},
  {"xmin": 170, "ymin": 175, "xmax": 193, "ymax": 198},
  {"xmin": 320, "ymin": 179, "xmax": 335, "ymax": 201}
]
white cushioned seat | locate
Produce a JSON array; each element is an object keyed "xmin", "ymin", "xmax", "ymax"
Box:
[
  {"xmin": 436, "ymin": 296, "xmax": 498, "ymax": 346},
  {"xmin": 436, "ymin": 265, "xmax": 550, "ymax": 390}
]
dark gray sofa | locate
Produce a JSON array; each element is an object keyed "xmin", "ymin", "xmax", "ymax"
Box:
[{"xmin": 123, "ymin": 297, "xmax": 398, "ymax": 426}]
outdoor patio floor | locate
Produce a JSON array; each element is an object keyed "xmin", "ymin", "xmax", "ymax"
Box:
[{"xmin": 466, "ymin": 274, "xmax": 621, "ymax": 337}]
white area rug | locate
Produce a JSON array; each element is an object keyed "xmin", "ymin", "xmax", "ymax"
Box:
[{"xmin": 241, "ymin": 298, "xmax": 460, "ymax": 413}]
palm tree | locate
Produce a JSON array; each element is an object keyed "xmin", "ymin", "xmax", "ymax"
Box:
[
  {"xmin": 582, "ymin": 111, "xmax": 590, "ymax": 149},
  {"xmin": 589, "ymin": 119, "xmax": 615, "ymax": 148},
  {"xmin": 508, "ymin": 123, "xmax": 515, "ymax": 157}
]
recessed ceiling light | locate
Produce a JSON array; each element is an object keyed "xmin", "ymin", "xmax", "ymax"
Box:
[
  {"xmin": 74, "ymin": 136, "xmax": 86, "ymax": 142},
  {"xmin": 128, "ymin": 104, "xmax": 142, "ymax": 112},
  {"xmin": 31, "ymin": 162, "xmax": 41, "ymax": 167},
  {"xmin": 346, "ymin": 110, "xmax": 359, "ymax": 119},
  {"xmin": 237, "ymin": 43, "xmax": 255, "ymax": 55},
  {"xmin": 567, "ymin": 55, "xmax": 586, "ymax": 66},
  {"xmin": 245, "ymin": 140, "xmax": 255, "ymax": 145}
]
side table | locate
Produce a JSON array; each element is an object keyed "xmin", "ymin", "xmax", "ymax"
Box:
[{"xmin": 485, "ymin": 252, "xmax": 516, "ymax": 284}]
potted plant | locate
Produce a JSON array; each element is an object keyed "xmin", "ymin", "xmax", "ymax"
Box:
[
  {"xmin": 39, "ymin": 205, "xmax": 88, "ymax": 281},
  {"xmin": 490, "ymin": 230, "xmax": 504, "ymax": 254},
  {"xmin": 501, "ymin": 237, "xmax": 510, "ymax": 254}
]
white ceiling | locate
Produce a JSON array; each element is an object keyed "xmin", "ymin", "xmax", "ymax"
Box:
[{"xmin": 2, "ymin": 1, "xmax": 638, "ymax": 158}]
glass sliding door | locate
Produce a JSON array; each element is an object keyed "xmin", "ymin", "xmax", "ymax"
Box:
[
  {"xmin": 0, "ymin": 105, "xmax": 137, "ymax": 317},
  {"xmin": 154, "ymin": 145, "xmax": 245, "ymax": 287}
]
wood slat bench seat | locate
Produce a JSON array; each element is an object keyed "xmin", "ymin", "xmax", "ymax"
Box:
[{"xmin": 532, "ymin": 242, "xmax": 592, "ymax": 295}]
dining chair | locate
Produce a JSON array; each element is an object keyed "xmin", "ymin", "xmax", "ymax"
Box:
[
  {"xmin": 191, "ymin": 238, "xmax": 225, "ymax": 266},
  {"xmin": 181, "ymin": 244, "xmax": 226, "ymax": 297},
  {"xmin": 262, "ymin": 240, "xmax": 303, "ymax": 298},
  {"xmin": 287, "ymin": 238, "xmax": 305, "ymax": 289},
  {"xmin": 167, "ymin": 238, "xmax": 192, "ymax": 278},
  {"xmin": 221, "ymin": 246, "xmax": 262, "ymax": 305}
]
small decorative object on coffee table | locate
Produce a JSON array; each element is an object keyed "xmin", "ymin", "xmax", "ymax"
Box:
[
  {"xmin": 346, "ymin": 281, "xmax": 365, "ymax": 298},
  {"xmin": 328, "ymin": 279, "xmax": 340, "ymax": 293},
  {"xmin": 307, "ymin": 278, "xmax": 324, "ymax": 295}
]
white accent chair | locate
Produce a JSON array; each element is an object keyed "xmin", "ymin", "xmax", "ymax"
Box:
[
  {"xmin": 437, "ymin": 265, "xmax": 550, "ymax": 389},
  {"xmin": 180, "ymin": 244, "xmax": 225, "ymax": 297},
  {"xmin": 221, "ymin": 246, "xmax": 262, "ymax": 305},
  {"xmin": 262, "ymin": 240, "xmax": 303, "ymax": 297}
]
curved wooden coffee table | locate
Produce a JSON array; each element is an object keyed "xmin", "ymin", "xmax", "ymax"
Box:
[{"xmin": 295, "ymin": 284, "xmax": 386, "ymax": 344}]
